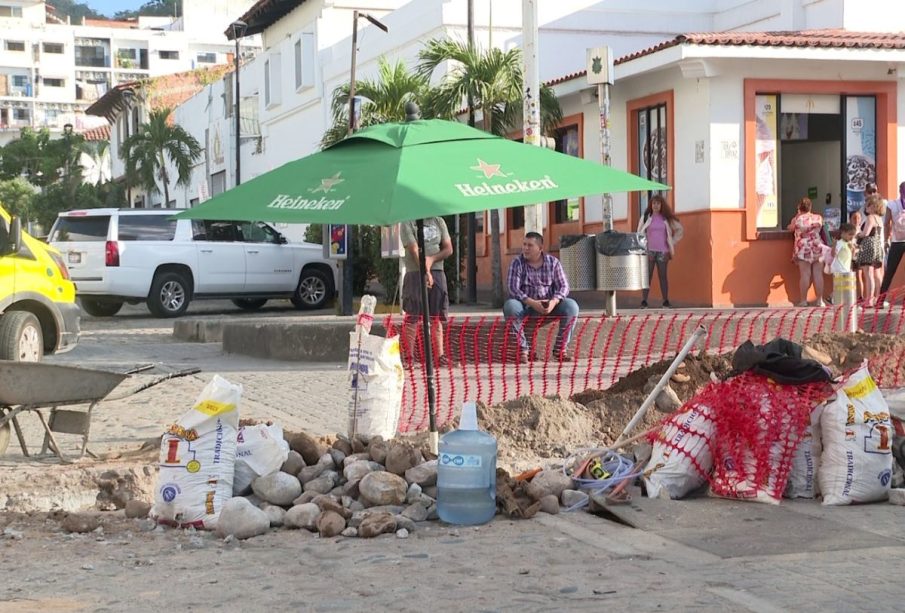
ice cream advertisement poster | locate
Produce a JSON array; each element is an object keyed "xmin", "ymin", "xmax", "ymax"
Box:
[
  {"xmin": 845, "ymin": 96, "xmax": 876, "ymax": 214},
  {"xmin": 755, "ymin": 95, "xmax": 778, "ymax": 229}
]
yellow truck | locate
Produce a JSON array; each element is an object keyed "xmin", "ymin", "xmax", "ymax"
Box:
[{"xmin": 0, "ymin": 207, "xmax": 79, "ymax": 361}]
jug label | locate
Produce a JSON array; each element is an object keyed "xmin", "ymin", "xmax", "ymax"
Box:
[{"xmin": 439, "ymin": 453, "xmax": 482, "ymax": 468}]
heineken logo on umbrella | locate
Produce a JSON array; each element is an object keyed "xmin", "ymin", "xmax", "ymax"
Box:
[
  {"xmin": 267, "ymin": 172, "xmax": 350, "ymax": 211},
  {"xmin": 456, "ymin": 158, "xmax": 558, "ymax": 197}
]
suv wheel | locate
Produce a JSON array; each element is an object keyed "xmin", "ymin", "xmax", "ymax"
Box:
[
  {"xmin": 291, "ymin": 269, "xmax": 332, "ymax": 310},
  {"xmin": 79, "ymin": 297, "xmax": 124, "ymax": 317},
  {"xmin": 232, "ymin": 298, "xmax": 268, "ymax": 311},
  {"xmin": 147, "ymin": 271, "xmax": 191, "ymax": 318},
  {"xmin": 0, "ymin": 311, "xmax": 43, "ymax": 361}
]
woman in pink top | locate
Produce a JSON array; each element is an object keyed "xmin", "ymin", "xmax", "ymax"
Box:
[
  {"xmin": 787, "ymin": 197, "xmax": 825, "ymax": 307},
  {"xmin": 637, "ymin": 195, "xmax": 677, "ymax": 308}
]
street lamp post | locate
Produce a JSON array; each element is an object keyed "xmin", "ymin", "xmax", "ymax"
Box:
[
  {"xmin": 230, "ymin": 20, "xmax": 248, "ymax": 187},
  {"xmin": 63, "ymin": 122, "xmax": 73, "ymax": 185},
  {"xmin": 121, "ymin": 88, "xmax": 135, "ymax": 207},
  {"xmin": 340, "ymin": 10, "xmax": 388, "ymax": 316}
]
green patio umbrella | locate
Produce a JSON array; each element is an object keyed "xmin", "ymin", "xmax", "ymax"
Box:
[{"xmin": 175, "ymin": 116, "xmax": 667, "ymax": 449}]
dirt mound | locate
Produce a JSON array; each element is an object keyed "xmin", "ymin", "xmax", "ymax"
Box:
[{"xmin": 804, "ymin": 331, "xmax": 905, "ymax": 384}]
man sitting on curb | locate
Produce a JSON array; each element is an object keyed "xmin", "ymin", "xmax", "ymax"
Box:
[{"xmin": 504, "ymin": 232, "xmax": 580, "ymax": 363}]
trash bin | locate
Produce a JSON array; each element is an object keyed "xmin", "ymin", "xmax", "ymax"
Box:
[
  {"xmin": 559, "ymin": 234, "xmax": 596, "ymax": 291},
  {"xmin": 595, "ymin": 231, "xmax": 649, "ymax": 291}
]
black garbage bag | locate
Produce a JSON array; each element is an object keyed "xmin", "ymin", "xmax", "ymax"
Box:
[
  {"xmin": 731, "ymin": 338, "xmax": 832, "ymax": 385},
  {"xmin": 559, "ymin": 234, "xmax": 588, "ymax": 249},
  {"xmin": 595, "ymin": 231, "xmax": 645, "ymax": 256}
]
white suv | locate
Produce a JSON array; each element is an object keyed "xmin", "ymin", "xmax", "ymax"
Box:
[{"xmin": 49, "ymin": 209, "xmax": 338, "ymax": 318}]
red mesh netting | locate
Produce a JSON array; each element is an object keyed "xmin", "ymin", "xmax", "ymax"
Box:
[{"xmin": 653, "ymin": 373, "xmax": 833, "ymax": 502}]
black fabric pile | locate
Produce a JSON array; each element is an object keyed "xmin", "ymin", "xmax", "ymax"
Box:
[{"xmin": 731, "ymin": 338, "xmax": 832, "ymax": 385}]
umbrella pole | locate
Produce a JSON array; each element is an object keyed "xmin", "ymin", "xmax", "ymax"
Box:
[{"xmin": 416, "ymin": 219, "xmax": 439, "ymax": 454}]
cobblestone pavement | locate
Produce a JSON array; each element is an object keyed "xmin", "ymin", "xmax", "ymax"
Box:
[{"xmin": 1, "ymin": 304, "xmax": 900, "ymax": 611}]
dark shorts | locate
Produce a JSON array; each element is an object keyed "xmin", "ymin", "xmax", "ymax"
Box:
[{"xmin": 402, "ymin": 270, "xmax": 449, "ymax": 320}]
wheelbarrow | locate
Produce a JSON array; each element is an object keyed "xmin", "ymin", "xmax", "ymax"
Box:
[{"xmin": 0, "ymin": 361, "xmax": 199, "ymax": 462}]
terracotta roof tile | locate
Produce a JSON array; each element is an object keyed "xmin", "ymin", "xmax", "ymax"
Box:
[
  {"xmin": 79, "ymin": 124, "xmax": 111, "ymax": 141},
  {"xmin": 545, "ymin": 30, "xmax": 905, "ymax": 87}
]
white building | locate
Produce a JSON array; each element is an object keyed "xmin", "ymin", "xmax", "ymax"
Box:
[
  {"xmin": 0, "ymin": 0, "xmax": 258, "ymax": 145},
  {"xmin": 119, "ymin": 0, "xmax": 905, "ymax": 304}
]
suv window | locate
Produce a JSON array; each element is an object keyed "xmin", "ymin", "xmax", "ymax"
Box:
[
  {"xmin": 49, "ymin": 216, "xmax": 110, "ymax": 242},
  {"xmin": 192, "ymin": 220, "xmax": 242, "ymax": 242},
  {"xmin": 239, "ymin": 221, "xmax": 283, "ymax": 243},
  {"xmin": 117, "ymin": 215, "xmax": 177, "ymax": 241}
]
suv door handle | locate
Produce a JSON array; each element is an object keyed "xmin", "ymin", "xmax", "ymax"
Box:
[
  {"xmin": 246, "ymin": 249, "xmax": 259, "ymax": 254},
  {"xmin": 200, "ymin": 249, "xmax": 213, "ymax": 253}
]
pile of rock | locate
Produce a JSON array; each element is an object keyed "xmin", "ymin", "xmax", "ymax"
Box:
[{"xmin": 215, "ymin": 432, "xmax": 441, "ymax": 540}]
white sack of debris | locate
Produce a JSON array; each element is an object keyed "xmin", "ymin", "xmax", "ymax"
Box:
[
  {"xmin": 233, "ymin": 423, "xmax": 290, "ymax": 495},
  {"xmin": 785, "ymin": 404, "xmax": 824, "ymax": 499},
  {"xmin": 150, "ymin": 375, "xmax": 242, "ymax": 528},
  {"xmin": 820, "ymin": 366, "xmax": 893, "ymax": 505},
  {"xmin": 347, "ymin": 333, "xmax": 403, "ymax": 440},
  {"xmin": 643, "ymin": 404, "xmax": 715, "ymax": 499}
]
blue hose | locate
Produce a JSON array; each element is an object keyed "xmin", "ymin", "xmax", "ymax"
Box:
[{"xmin": 561, "ymin": 450, "xmax": 641, "ymax": 511}]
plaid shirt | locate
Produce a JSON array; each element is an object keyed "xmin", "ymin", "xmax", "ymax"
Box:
[{"xmin": 507, "ymin": 253, "xmax": 570, "ymax": 302}]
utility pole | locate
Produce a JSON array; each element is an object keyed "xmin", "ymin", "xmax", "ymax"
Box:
[
  {"xmin": 465, "ymin": 0, "xmax": 477, "ymax": 303},
  {"xmin": 341, "ymin": 10, "xmax": 388, "ymax": 316},
  {"xmin": 522, "ymin": 0, "xmax": 543, "ymax": 234},
  {"xmin": 230, "ymin": 20, "xmax": 247, "ymax": 186}
]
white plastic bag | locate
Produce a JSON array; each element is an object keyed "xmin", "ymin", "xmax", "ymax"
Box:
[
  {"xmin": 347, "ymin": 332, "xmax": 403, "ymax": 440},
  {"xmin": 233, "ymin": 423, "xmax": 290, "ymax": 495},
  {"xmin": 643, "ymin": 404, "xmax": 715, "ymax": 499},
  {"xmin": 819, "ymin": 366, "xmax": 893, "ymax": 505},
  {"xmin": 151, "ymin": 375, "xmax": 242, "ymax": 529},
  {"xmin": 785, "ymin": 405, "xmax": 824, "ymax": 499}
]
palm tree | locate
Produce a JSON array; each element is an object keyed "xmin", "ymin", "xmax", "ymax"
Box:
[
  {"xmin": 417, "ymin": 38, "xmax": 563, "ymax": 307},
  {"xmin": 121, "ymin": 107, "xmax": 202, "ymax": 206},
  {"xmin": 321, "ymin": 57, "xmax": 435, "ymax": 149}
]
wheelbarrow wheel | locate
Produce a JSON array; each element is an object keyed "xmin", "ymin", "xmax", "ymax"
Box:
[{"xmin": 0, "ymin": 421, "xmax": 8, "ymax": 455}]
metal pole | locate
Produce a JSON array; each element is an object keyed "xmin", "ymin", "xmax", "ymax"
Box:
[
  {"xmin": 522, "ymin": 0, "xmax": 542, "ymax": 234},
  {"xmin": 235, "ymin": 35, "xmax": 241, "ymax": 186},
  {"xmin": 465, "ymin": 0, "xmax": 477, "ymax": 304},
  {"xmin": 416, "ymin": 219, "xmax": 438, "ymax": 453},
  {"xmin": 341, "ymin": 12, "xmax": 360, "ymax": 317},
  {"xmin": 599, "ymin": 81, "xmax": 617, "ymax": 316}
]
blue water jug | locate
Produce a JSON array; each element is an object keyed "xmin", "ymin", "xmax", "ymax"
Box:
[{"xmin": 437, "ymin": 401, "xmax": 497, "ymax": 525}]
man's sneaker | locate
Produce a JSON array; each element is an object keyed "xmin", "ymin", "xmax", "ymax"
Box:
[
  {"xmin": 640, "ymin": 300, "xmax": 648, "ymax": 309},
  {"xmin": 662, "ymin": 300, "xmax": 671, "ymax": 308},
  {"xmin": 553, "ymin": 350, "xmax": 573, "ymax": 362}
]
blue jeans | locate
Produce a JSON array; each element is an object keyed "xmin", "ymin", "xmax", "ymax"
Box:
[{"xmin": 503, "ymin": 297, "xmax": 580, "ymax": 353}]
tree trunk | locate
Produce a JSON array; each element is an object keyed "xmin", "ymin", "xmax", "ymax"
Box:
[
  {"xmin": 159, "ymin": 152, "xmax": 170, "ymax": 207},
  {"xmin": 484, "ymin": 111, "xmax": 504, "ymax": 308}
]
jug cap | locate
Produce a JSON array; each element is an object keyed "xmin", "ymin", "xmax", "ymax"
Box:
[{"xmin": 460, "ymin": 401, "xmax": 478, "ymax": 430}]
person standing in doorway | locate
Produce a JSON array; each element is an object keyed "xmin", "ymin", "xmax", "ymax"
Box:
[
  {"xmin": 401, "ymin": 217, "xmax": 453, "ymax": 366},
  {"xmin": 504, "ymin": 232, "xmax": 580, "ymax": 363},
  {"xmin": 637, "ymin": 194, "xmax": 677, "ymax": 308},
  {"xmin": 788, "ymin": 197, "xmax": 826, "ymax": 306},
  {"xmin": 854, "ymin": 195, "xmax": 886, "ymax": 307},
  {"xmin": 880, "ymin": 181, "xmax": 905, "ymax": 302}
]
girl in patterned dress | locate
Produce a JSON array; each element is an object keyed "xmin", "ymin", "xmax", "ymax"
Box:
[
  {"xmin": 787, "ymin": 197, "xmax": 825, "ymax": 307},
  {"xmin": 854, "ymin": 195, "xmax": 885, "ymax": 307}
]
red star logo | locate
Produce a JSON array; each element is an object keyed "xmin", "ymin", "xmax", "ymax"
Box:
[{"xmin": 470, "ymin": 159, "xmax": 507, "ymax": 179}]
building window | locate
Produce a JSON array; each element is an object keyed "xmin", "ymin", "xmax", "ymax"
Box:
[
  {"xmin": 0, "ymin": 6, "xmax": 22, "ymax": 17},
  {"xmin": 43, "ymin": 42, "xmax": 64, "ymax": 54},
  {"xmin": 5, "ymin": 40, "xmax": 24, "ymax": 52},
  {"xmin": 264, "ymin": 59, "xmax": 270, "ymax": 106},
  {"xmin": 295, "ymin": 33, "xmax": 315, "ymax": 89},
  {"xmin": 75, "ymin": 45, "xmax": 107, "ymax": 68},
  {"xmin": 265, "ymin": 53, "xmax": 282, "ymax": 106},
  {"xmin": 117, "ymin": 48, "xmax": 136, "ymax": 60},
  {"xmin": 196, "ymin": 52, "xmax": 216, "ymax": 64},
  {"xmin": 11, "ymin": 75, "xmax": 27, "ymax": 87},
  {"xmin": 635, "ymin": 102, "xmax": 669, "ymax": 220},
  {"xmin": 159, "ymin": 50, "xmax": 179, "ymax": 60},
  {"xmin": 294, "ymin": 40, "xmax": 302, "ymax": 89},
  {"xmin": 13, "ymin": 108, "xmax": 28, "ymax": 120},
  {"xmin": 44, "ymin": 77, "xmax": 64, "ymax": 87},
  {"xmin": 552, "ymin": 124, "xmax": 581, "ymax": 224}
]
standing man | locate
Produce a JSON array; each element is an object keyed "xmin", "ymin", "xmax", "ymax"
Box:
[
  {"xmin": 401, "ymin": 217, "xmax": 453, "ymax": 366},
  {"xmin": 504, "ymin": 232, "xmax": 580, "ymax": 363},
  {"xmin": 880, "ymin": 181, "xmax": 905, "ymax": 301}
]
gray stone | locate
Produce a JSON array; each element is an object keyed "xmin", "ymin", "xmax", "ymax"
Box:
[
  {"xmin": 124, "ymin": 500, "xmax": 151, "ymax": 519},
  {"xmin": 405, "ymin": 460, "xmax": 438, "ymax": 487},
  {"xmin": 252, "ymin": 472, "xmax": 302, "ymax": 506},
  {"xmin": 329, "ymin": 486, "xmax": 345, "ymax": 498},
  {"xmin": 298, "ymin": 463, "xmax": 327, "ymax": 484},
  {"xmin": 396, "ymin": 528, "xmax": 410, "ymax": 539},
  {"xmin": 644, "ymin": 375, "xmax": 682, "ymax": 414},
  {"xmin": 539, "ymin": 495, "xmax": 560, "ymax": 514},
  {"xmin": 287, "ymin": 431, "xmax": 325, "ymax": 466},
  {"xmin": 244, "ymin": 494, "xmax": 264, "ymax": 508},
  {"xmin": 358, "ymin": 512, "xmax": 396, "ymax": 538},
  {"xmin": 284, "ymin": 503, "xmax": 320, "ymax": 531},
  {"xmin": 281, "ymin": 451, "xmax": 305, "ymax": 476},
  {"xmin": 368, "ymin": 440, "xmax": 388, "ymax": 464},
  {"xmin": 317, "ymin": 510, "xmax": 347, "ymax": 537},
  {"xmin": 342, "ymin": 480, "xmax": 360, "ymax": 498},
  {"xmin": 526, "ymin": 471, "xmax": 574, "ymax": 502},
  {"xmin": 406, "ymin": 483, "xmax": 423, "ymax": 504},
  {"xmin": 351, "ymin": 435, "xmax": 367, "ymax": 454},
  {"xmin": 360, "ymin": 504, "xmax": 405, "ymax": 515},
  {"xmin": 320, "ymin": 470, "xmax": 340, "ymax": 487},
  {"xmin": 348, "ymin": 500, "xmax": 365, "ymax": 513},
  {"xmin": 359, "ymin": 472, "xmax": 408, "ymax": 506},
  {"xmin": 341, "ymin": 495, "xmax": 355, "ymax": 508},
  {"xmin": 349, "ymin": 507, "xmax": 402, "ymax": 528},
  {"xmin": 385, "ymin": 442, "xmax": 419, "ymax": 476},
  {"xmin": 341, "ymin": 526, "xmax": 358, "ymax": 537},
  {"xmin": 401, "ymin": 502, "xmax": 430, "ymax": 522},
  {"xmin": 318, "ymin": 453, "xmax": 336, "ymax": 471},
  {"xmin": 417, "ymin": 493, "xmax": 436, "ymax": 506},
  {"xmin": 332, "ymin": 437, "xmax": 353, "ymax": 456},
  {"xmin": 329, "ymin": 449, "xmax": 346, "ymax": 468},
  {"xmin": 427, "ymin": 504, "xmax": 439, "ymax": 521},
  {"xmin": 293, "ymin": 491, "xmax": 319, "ymax": 506},
  {"xmin": 261, "ymin": 504, "xmax": 287, "ymax": 527},
  {"xmin": 561, "ymin": 490, "xmax": 589, "ymax": 508},
  {"xmin": 215, "ymin": 498, "xmax": 270, "ymax": 540},
  {"xmin": 344, "ymin": 461, "xmax": 376, "ymax": 483},
  {"xmin": 313, "ymin": 496, "xmax": 352, "ymax": 519},
  {"xmin": 303, "ymin": 475, "xmax": 335, "ymax": 495},
  {"xmin": 342, "ymin": 452, "xmax": 371, "ymax": 467},
  {"xmin": 423, "ymin": 485, "xmax": 439, "ymax": 499},
  {"xmin": 394, "ymin": 515, "xmax": 416, "ymax": 532},
  {"xmin": 62, "ymin": 513, "xmax": 99, "ymax": 534}
]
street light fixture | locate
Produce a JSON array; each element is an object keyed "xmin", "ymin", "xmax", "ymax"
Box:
[
  {"xmin": 341, "ymin": 10, "xmax": 388, "ymax": 316},
  {"xmin": 230, "ymin": 19, "xmax": 248, "ymax": 187}
]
